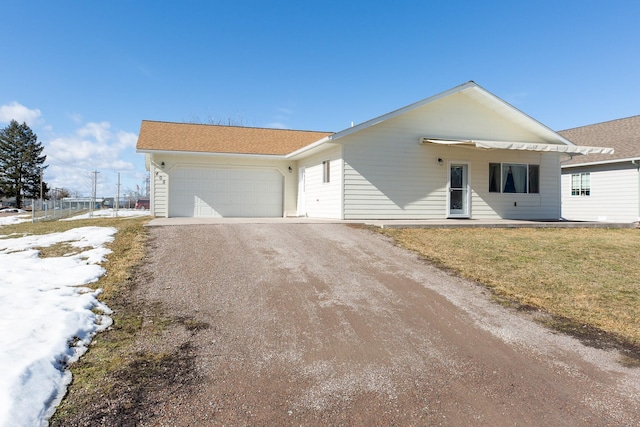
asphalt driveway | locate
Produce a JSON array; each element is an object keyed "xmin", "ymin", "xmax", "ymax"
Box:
[{"xmin": 130, "ymin": 223, "xmax": 638, "ymax": 426}]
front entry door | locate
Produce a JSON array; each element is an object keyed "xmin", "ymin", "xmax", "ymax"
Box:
[
  {"xmin": 296, "ymin": 167, "xmax": 306, "ymax": 217},
  {"xmin": 448, "ymin": 163, "xmax": 469, "ymax": 218}
]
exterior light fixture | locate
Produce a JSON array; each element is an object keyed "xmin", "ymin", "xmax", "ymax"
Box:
[
  {"xmin": 161, "ymin": 161, "xmax": 165, "ymax": 168},
  {"xmin": 288, "ymin": 166, "xmax": 293, "ymax": 173},
  {"xmin": 437, "ymin": 158, "xmax": 443, "ymax": 165}
]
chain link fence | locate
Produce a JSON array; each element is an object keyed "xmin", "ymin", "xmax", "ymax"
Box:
[{"xmin": 25, "ymin": 196, "xmax": 139, "ymax": 222}]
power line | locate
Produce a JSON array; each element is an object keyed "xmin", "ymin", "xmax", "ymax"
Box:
[{"xmin": 44, "ymin": 152, "xmax": 94, "ymax": 172}]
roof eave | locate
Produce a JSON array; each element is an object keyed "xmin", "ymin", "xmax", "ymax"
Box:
[
  {"xmin": 561, "ymin": 157, "xmax": 640, "ymax": 169},
  {"xmin": 285, "ymin": 135, "xmax": 335, "ymax": 159},
  {"xmin": 136, "ymin": 148, "xmax": 288, "ymax": 160}
]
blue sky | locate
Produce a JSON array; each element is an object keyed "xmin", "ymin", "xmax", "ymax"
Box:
[{"xmin": 1, "ymin": 1, "xmax": 638, "ymax": 196}]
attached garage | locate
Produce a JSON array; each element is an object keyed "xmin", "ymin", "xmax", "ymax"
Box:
[
  {"xmin": 169, "ymin": 166, "xmax": 284, "ymax": 218},
  {"xmin": 136, "ymin": 120, "xmax": 332, "ymax": 218}
]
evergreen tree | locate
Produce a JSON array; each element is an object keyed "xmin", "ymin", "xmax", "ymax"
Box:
[{"xmin": 0, "ymin": 120, "xmax": 48, "ymax": 208}]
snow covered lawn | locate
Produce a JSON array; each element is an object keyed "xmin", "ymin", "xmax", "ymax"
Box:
[
  {"xmin": 62, "ymin": 208, "xmax": 151, "ymax": 221},
  {"xmin": 0, "ymin": 226, "xmax": 117, "ymax": 426},
  {"xmin": 0, "ymin": 213, "xmax": 31, "ymax": 226},
  {"xmin": 0, "ymin": 208, "xmax": 149, "ymax": 228}
]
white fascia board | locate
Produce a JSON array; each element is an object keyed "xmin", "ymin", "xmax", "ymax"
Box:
[
  {"xmin": 561, "ymin": 157, "xmax": 640, "ymax": 169},
  {"xmin": 136, "ymin": 149, "xmax": 287, "ymax": 160}
]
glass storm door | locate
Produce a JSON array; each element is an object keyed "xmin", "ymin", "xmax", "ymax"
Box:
[{"xmin": 448, "ymin": 163, "xmax": 469, "ymax": 217}]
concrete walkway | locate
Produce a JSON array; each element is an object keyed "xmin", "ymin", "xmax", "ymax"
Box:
[{"xmin": 146, "ymin": 216, "xmax": 638, "ymax": 229}]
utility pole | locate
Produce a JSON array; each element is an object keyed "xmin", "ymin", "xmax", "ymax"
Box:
[
  {"xmin": 39, "ymin": 169, "xmax": 43, "ymax": 212},
  {"xmin": 116, "ymin": 172, "xmax": 120, "ymax": 218},
  {"xmin": 90, "ymin": 170, "xmax": 99, "ymax": 218}
]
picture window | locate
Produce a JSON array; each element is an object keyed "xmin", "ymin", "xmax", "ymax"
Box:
[{"xmin": 489, "ymin": 163, "xmax": 539, "ymax": 194}]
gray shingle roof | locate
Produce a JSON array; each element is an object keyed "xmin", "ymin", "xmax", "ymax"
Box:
[{"xmin": 559, "ymin": 115, "xmax": 640, "ymax": 166}]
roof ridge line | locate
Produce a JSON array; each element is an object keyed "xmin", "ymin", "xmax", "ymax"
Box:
[{"xmin": 140, "ymin": 119, "xmax": 333, "ymax": 134}]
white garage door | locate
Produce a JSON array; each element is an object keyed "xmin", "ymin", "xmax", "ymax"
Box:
[{"xmin": 169, "ymin": 167, "xmax": 283, "ymax": 217}]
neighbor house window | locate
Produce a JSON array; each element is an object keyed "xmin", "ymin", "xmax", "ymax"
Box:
[
  {"xmin": 571, "ymin": 172, "xmax": 590, "ymax": 196},
  {"xmin": 322, "ymin": 160, "xmax": 330, "ymax": 183},
  {"xmin": 489, "ymin": 163, "xmax": 539, "ymax": 194}
]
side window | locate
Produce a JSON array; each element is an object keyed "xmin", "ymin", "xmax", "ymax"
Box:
[
  {"xmin": 571, "ymin": 172, "xmax": 590, "ymax": 196},
  {"xmin": 322, "ymin": 160, "xmax": 330, "ymax": 183}
]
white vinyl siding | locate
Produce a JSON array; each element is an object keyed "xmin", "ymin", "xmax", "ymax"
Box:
[
  {"xmin": 150, "ymin": 163, "xmax": 168, "ymax": 217},
  {"xmin": 561, "ymin": 164, "xmax": 640, "ymax": 222},
  {"xmin": 298, "ymin": 145, "xmax": 342, "ymax": 219},
  {"xmin": 340, "ymin": 94, "xmax": 563, "ymax": 220}
]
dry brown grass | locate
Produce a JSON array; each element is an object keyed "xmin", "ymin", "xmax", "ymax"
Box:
[
  {"xmin": 2, "ymin": 216, "xmax": 148, "ymax": 298},
  {"xmin": 382, "ymin": 227, "xmax": 640, "ymax": 346},
  {"xmin": 1, "ymin": 216, "xmax": 153, "ymax": 423}
]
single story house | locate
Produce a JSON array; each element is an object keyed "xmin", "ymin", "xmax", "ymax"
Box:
[
  {"xmin": 136, "ymin": 81, "xmax": 612, "ymax": 220},
  {"xmin": 559, "ymin": 115, "xmax": 640, "ymax": 222}
]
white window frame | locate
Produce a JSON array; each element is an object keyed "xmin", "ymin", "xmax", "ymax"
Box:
[{"xmin": 571, "ymin": 172, "xmax": 590, "ymax": 196}]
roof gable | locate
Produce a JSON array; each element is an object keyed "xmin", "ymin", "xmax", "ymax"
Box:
[
  {"xmin": 136, "ymin": 121, "xmax": 333, "ymax": 156},
  {"xmin": 559, "ymin": 115, "xmax": 640, "ymax": 166},
  {"xmin": 327, "ymin": 81, "xmax": 574, "ymax": 146}
]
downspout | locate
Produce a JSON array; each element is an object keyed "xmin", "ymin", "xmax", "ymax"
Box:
[
  {"xmin": 633, "ymin": 160, "xmax": 640, "ymax": 221},
  {"xmin": 559, "ymin": 154, "xmax": 576, "ymax": 220},
  {"xmin": 560, "ymin": 154, "xmax": 575, "ymax": 164}
]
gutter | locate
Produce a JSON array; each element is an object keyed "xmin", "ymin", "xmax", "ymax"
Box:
[
  {"xmin": 136, "ymin": 149, "xmax": 288, "ymax": 160},
  {"xmin": 561, "ymin": 156, "xmax": 639, "ymax": 169},
  {"xmin": 560, "ymin": 154, "xmax": 575, "ymax": 164}
]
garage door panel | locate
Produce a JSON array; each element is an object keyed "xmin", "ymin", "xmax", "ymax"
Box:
[{"xmin": 169, "ymin": 166, "xmax": 283, "ymax": 218}]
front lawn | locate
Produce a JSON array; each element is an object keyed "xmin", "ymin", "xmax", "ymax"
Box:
[{"xmin": 382, "ymin": 227, "xmax": 640, "ymax": 349}]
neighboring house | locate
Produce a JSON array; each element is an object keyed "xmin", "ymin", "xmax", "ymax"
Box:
[
  {"xmin": 559, "ymin": 116, "xmax": 640, "ymax": 222},
  {"xmin": 136, "ymin": 81, "xmax": 612, "ymax": 220}
]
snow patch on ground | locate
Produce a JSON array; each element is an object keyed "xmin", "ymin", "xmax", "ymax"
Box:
[
  {"xmin": 62, "ymin": 208, "xmax": 151, "ymax": 221},
  {"xmin": 0, "ymin": 214, "xmax": 31, "ymax": 226},
  {"xmin": 0, "ymin": 226, "xmax": 117, "ymax": 426}
]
